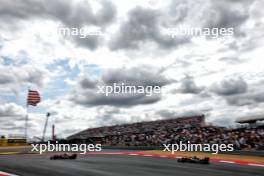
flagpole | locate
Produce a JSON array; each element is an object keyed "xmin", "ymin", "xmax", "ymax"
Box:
[
  {"xmin": 25, "ymin": 104, "xmax": 28, "ymax": 142},
  {"xmin": 25, "ymin": 88, "xmax": 29, "ymax": 142}
]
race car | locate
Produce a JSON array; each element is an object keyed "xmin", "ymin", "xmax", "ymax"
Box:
[
  {"xmin": 50, "ymin": 153, "xmax": 77, "ymax": 160},
  {"xmin": 177, "ymin": 156, "xmax": 210, "ymax": 164}
]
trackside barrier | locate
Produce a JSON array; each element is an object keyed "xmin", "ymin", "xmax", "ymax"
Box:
[{"xmin": 101, "ymin": 146, "xmax": 264, "ymax": 157}]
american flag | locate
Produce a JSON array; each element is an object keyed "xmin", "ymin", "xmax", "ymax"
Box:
[{"xmin": 27, "ymin": 90, "xmax": 41, "ymax": 106}]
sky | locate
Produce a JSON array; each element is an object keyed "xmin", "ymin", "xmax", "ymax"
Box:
[{"xmin": 0, "ymin": 0, "xmax": 264, "ymax": 139}]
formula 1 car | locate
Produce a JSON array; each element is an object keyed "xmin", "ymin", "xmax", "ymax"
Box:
[
  {"xmin": 50, "ymin": 153, "xmax": 77, "ymax": 160},
  {"xmin": 177, "ymin": 156, "xmax": 210, "ymax": 164}
]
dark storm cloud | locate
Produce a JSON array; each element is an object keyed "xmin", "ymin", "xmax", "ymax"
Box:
[
  {"xmin": 211, "ymin": 77, "xmax": 248, "ymax": 96},
  {"xmin": 110, "ymin": 7, "xmax": 189, "ymax": 50},
  {"xmin": 70, "ymin": 66, "xmax": 173, "ymax": 107},
  {"xmin": 0, "ymin": 0, "xmax": 116, "ymax": 50}
]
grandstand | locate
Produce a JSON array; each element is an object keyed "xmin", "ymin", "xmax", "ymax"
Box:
[
  {"xmin": 67, "ymin": 115, "xmax": 205, "ymax": 140},
  {"xmin": 67, "ymin": 114, "xmax": 263, "ymax": 150},
  {"xmin": 236, "ymin": 115, "xmax": 264, "ymax": 125}
]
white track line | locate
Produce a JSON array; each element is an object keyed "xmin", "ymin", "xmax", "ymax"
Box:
[
  {"xmin": 143, "ymin": 154, "xmax": 153, "ymax": 157},
  {"xmin": 219, "ymin": 160, "xmax": 235, "ymax": 164},
  {"xmin": 106, "ymin": 152, "xmax": 123, "ymax": 155},
  {"xmin": 247, "ymin": 164, "xmax": 264, "ymax": 167},
  {"xmin": 124, "ymin": 153, "xmax": 264, "ymax": 168},
  {"xmin": 128, "ymin": 154, "xmax": 139, "ymax": 156},
  {"xmin": 159, "ymin": 155, "xmax": 168, "ymax": 158},
  {"xmin": 0, "ymin": 171, "xmax": 19, "ymax": 176}
]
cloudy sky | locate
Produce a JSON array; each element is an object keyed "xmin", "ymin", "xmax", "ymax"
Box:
[{"xmin": 0, "ymin": 0, "xmax": 264, "ymax": 139}]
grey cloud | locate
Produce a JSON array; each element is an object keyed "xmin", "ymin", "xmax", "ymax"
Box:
[
  {"xmin": 0, "ymin": 0, "xmax": 116, "ymax": 27},
  {"xmin": 210, "ymin": 77, "xmax": 264, "ymax": 106},
  {"xmin": 110, "ymin": 7, "xmax": 189, "ymax": 50},
  {"xmin": 0, "ymin": 65, "xmax": 46, "ymax": 88},
  {"xmin": 203, "ymin": 0, "xmax": 253, "ymax": 37},
  {"xmin": 211, "ymin": 77, "xmax": 248, "ymax": 96},
  {"xmin": 156, "ymin": 109, "xmax": 177, "ymax": 119},
  {"xmin": 21, "ymin": 67, "xmax": 45, "ymax": 87},
  {"xmin": 226, "ymin": 90, "xmax": 264, "ymax": 106},
  {"xmin": 93, "ymin": 108, "xmax": 126, "ymax": 127},
  {"xmin": 1, "ymin": 125, "xmax": 24, "ymax": 131},
  {"xmin": 59, "ymin": 0, "xmax": 116, "ymax": 27},
  {"xmin": 72, "ymin": 35, "xmax": 102, "ymax": 50},
  {"xmin": 175, "ymin": 76, "xmax": 204, "ymax": 94},
  {"xmin": 60, "ymin": 128, "xmax": 82, "ymax": 137},
  {"xmin": 168, "ymin": 0, "xmax": 252, "ymax": 38},
  {"xmin": 70, "ymin": 66, "xmax": 173, "ymax": 107},
  {"xmin": 102, "ymin": 66, "xmax": 172, "ymax": 87},
  {"xmin": 0, "ymin": 0, "xmax": 43, "ymax": 20},
  {"xmin": 206, "ymin": 4, "xmax": 248, "ymax": 29},
  {"xmin": 177, "ymin": 111, "xmax": 207, "ymax": 118},
  {"xmin": 219, "ymin": 57, "xmax": 246, "ymax": 65},
  {"xmin": 0, "ymin": 103, "xmax": 25, "ymax": 133},
  {"xmin": 80, "ymin": 77, "xmax": 97, "ymax": 89},
  {"xmin": 0, "ymin": 0, "xmax": 116, "ymax": 50},
  {"xmin": 72, "ymin": 91, "xmax": 161, "ymax": 107},
  {"xmin": 103, "ymin": 108, "xmax": 120, "ymax": 115},
  {"xmin": 167, "ymin": 0, "xmax": 189, "ymax": 24},
  {"xmin": 157, "ymin": 108, "xmax": 208, "ymax": 120},
  {"xmin": 0, "ymin": 103, "xmax": 25, "ymax": 117},
  {"xmin": 110, "ymin": 0, "xmax": 252, "ymax": 51},
  {"xmin": 0, "ymin": 72, "xmax": 15, "ymax": 84}
]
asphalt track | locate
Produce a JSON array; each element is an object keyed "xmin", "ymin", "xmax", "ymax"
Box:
[{"xmin": 0, "ymin": 151, "xmax": 263, "ymax": 176}]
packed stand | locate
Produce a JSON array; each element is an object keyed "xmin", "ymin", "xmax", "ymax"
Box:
[{"xmin": 68, "ymin": 115, "xmax": 264, "ymax": 151}]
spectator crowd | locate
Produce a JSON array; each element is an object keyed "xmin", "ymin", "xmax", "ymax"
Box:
[{"xmin": 68, "ymin": 115, "xmax": 264, "ymax": 151}]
